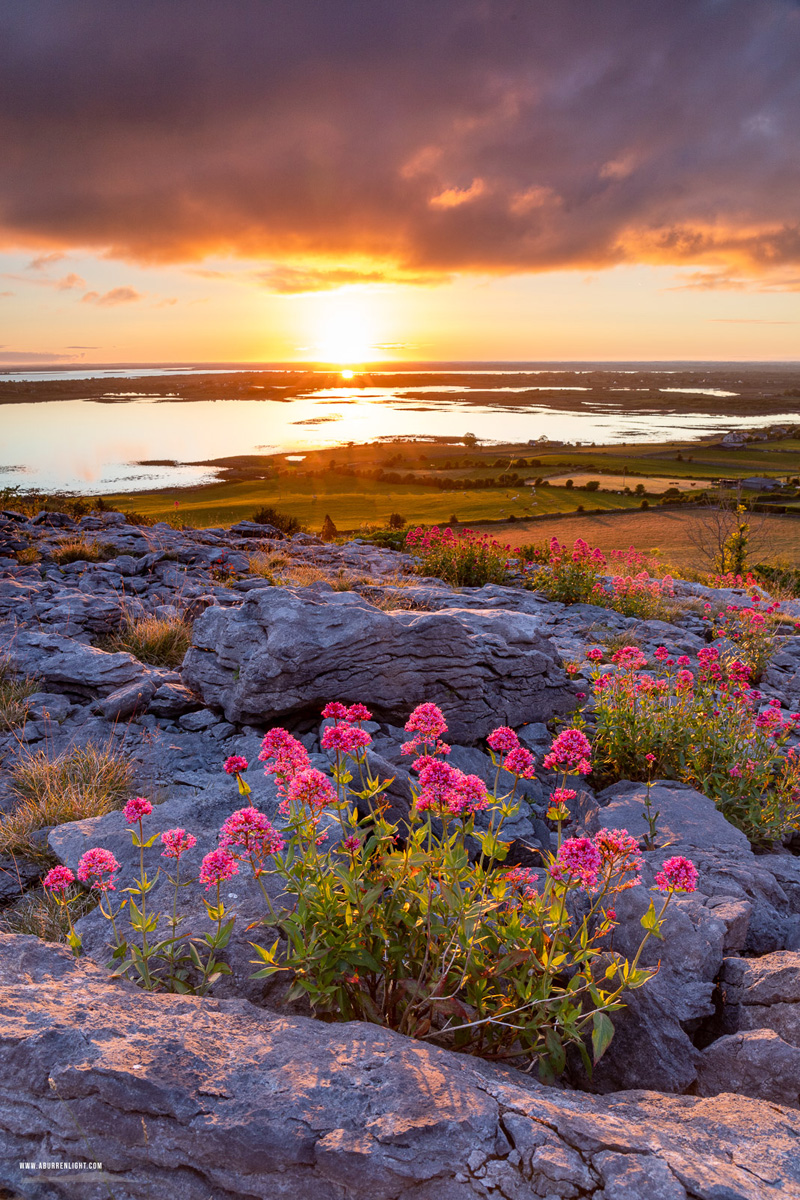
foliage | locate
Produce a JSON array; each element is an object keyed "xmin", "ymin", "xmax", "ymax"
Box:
[
  {"xmin": 3, "ymin": 742, "xmax": 134, "ymax": 860},
  {"xmin": 591, "ymin": 571, "xmax": 675, "ymax": 620},
  {"xmin": 251, "ymin": 505, "xmax": 302, "ymax": 535},
  {"xmin": 405, "ymin": 526, "xmax": 512, "ymax": 587},
  {"xmin": 703, "ymin": 594, "xmax": 789, "ymax": 683},
  {"xmin": 101, "ymin": 613, "xmax": 193, "ymax": 668},
  {"xmin": 582, "ymin": 645, "xmax": 800, "ymax": 846},
  {"xmin": 523, "ymin": 537, "xmax": 607, "ymax": 603},
  {"xmin": 320, "ymin": 514, "xmax": 338, "ymax": 541},
  {"xmin": 387, "ymin": 512, "xmax": 407, "ymax": 530},
  {"xmin": 58, "ymin": 708, "xmax": 692, "ymax": 1079}
]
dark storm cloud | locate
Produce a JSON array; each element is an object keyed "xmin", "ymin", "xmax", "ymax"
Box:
[{"xmin": 0, "ymin": 0, "xmax": 798, "ymax": 278}]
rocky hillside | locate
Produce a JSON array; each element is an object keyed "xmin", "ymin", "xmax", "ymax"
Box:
[{"xmin": 1, "ymin": 508, "xmax": 800, "ymax": 1198}]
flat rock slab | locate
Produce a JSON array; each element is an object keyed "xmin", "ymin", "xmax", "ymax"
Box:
[
  {"xmin": 182, "ymin": 586, "xmax": 575, "ymax": 743},
  {"xmin": 0, "ymin": 934, "xmax": 798, "ymax": 1200},
  {"xmin": 8, "ymin": 629, "xmax": 147, "ymax": 697}
]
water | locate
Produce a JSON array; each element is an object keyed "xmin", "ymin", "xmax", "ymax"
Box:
[{"xmin": 0, "ymin": 365, "xmax": 796, "ymax": 494}]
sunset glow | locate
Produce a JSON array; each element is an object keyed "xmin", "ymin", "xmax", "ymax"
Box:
[{"xmin": 0, "ymin": 2, "xmax": 798, "ymax": 365}]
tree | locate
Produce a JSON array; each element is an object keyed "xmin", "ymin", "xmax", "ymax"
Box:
[
  {"xmin": 565, "ymin": 479, "xmax": 574, "ymax": 489},
  {"xmin": 387, "ymin": 512, "xmax": 406, "ymax": 530},
  {"xmin": 686, "ymin": 487, "xmax": 768, "ymax": 573},
  {"xmin": 585, "ymin": 480, "xmax": 600, "ymax": 492},
  {"xmin": 320, "ymin": 514, "xmax": 338, "ymax": 542}
]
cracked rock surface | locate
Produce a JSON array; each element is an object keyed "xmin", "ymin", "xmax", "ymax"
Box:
[{"xmin": 1, "ymin": 934, "xmax": 799, "ymax": 1200}]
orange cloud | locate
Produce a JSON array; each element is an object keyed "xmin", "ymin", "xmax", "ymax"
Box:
[{"xmin": 81, "ymin": 286, "xmax": 143, "ymax": 306}]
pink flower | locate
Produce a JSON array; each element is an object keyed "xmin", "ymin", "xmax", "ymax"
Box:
[
  {"xmin": 415, "ymin": 762, "xmax": 488, "ymax": 816},
  {"xmin": 611, "ymin": 646, "xmax": 649, "ymax": 671},
  {"xmin": 585, "ymin": 648, "xmax": 603, "ymax": 662},
  {"xmin": 259, "ymin": 728, "xmax": 311, "ymax": 795},
  {"xmin": 160, "ymin": 828, "xmax": 198, "ymax": 859},
  {"xmin": 123, "ymin": 796, "xmax": 152, "ymax": 824},
  {"xmin": 43, "ymin": 865, "xmax": 75, "ymax": 894},
  {"xmin": 346, "ymin": 703, "xmax": 372, "ymax": 722},
  {"xmin": 321, "ymin": 723, "xmax": 372, "ymax": 754},
  {"xmin": 654, "ymin": 646, "xmax": 669, "ymax": 662},
  {"xmin": 199, "ymin": 848, "xmax": 239, "ymax": 890},
  {"xmin": 219, "ymin": 807, "xmax": 285, "ymax": 856},
  {"xmin": 551, "ymin": 787, "xmax": 577, "ymax": 804},
  {"xmin": 286, "ymin": 767, "xmax": 339, "ymax": 813},
  {"xmin": 594, "ymin": 827, "xmax": 642, "ymax": 885},
  {"xmin": 405, "ymin": 702, "xmax": 448, "ymax": 741},
  {"xmin": 342, "ymin": 835, "xmax": 362, "ymax": 853},
  {"xmin": 550, "ymin": 837, "xmax": 601, "ymax": 888},
  {"xmin": 321, "ymin": 701, "xmax": 349, "ymax": 720},
  {"xmin": 77, "ymin": 848, "xmax": 120, "ymax": 892},
  {"xmin": 677, "ymin": 655, "xmax": 691, "ymax": 667},
  {"xmin": 487, "ymin": 726, "xmax": 520, "ymax": 752},
  {"xmin": 448, "ymin": 773, "xmax": 489, "ymax": 816},
  {"xmin": 645, "ymin": 752, "xmax": 656, "ymax": 764},
  {"xmin": 654, "ymin": 855, "xmax": 698, "ymax": 893},
  {"xmin": 542, "ymin": 728, "xmax": 593, "ymax": 773},
  {"xmin": 502, "ymin": 746, "xmax": 536, "ymax": 778},
  {"xmin": 224, "ymin": 755, "xmax": 248, "ymax": 775}
]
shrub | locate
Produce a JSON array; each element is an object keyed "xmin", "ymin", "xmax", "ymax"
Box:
[
  {"xmin": 67, "ymin": 707, "xmax": 694, "ymax": 1078},
  {"xmin": 405, "ymin": 526, "xmax": 511, "ymax": 587},
  {"xmin": 704, "ymin": 595, "xmax": 790, "ymax": 682},
  {"xmin": 583, "ymin": 645, "xmax": 800, "ymax": 845},
  {"xmin": 3, "ymin": 742, "xmax": 134, "ymax": 860},
  {"xmin": 387, "ymin": 512, "xmax": 406, "ymax": 530},
  {"xmin": 591, "ymin": 572, "xmax": 675, "ymax": 620},
  {"xmin": 251, "ymin": 506, "xmax": 302, "ymax": 535},
  {"xmin": 101, "ymin": 613, "xmax": 193, "ymax": 668},
  {"xmin": 320, "ymin": 514, "xmax": 338, "ymax": 542},
  {"xmin": 0, "ymin": 659, "xmax": 38, "ymax": 730},
  {"xmin": 50, "ymin": 537, "xmax": 115, "ymax": 565},
  {"xmin": 524, "ymin": 537, "xmax": 606, "ymax": 603},
  {"xmin": 585, "ymin": 480, "xmax": 600, "ymax": 492}
]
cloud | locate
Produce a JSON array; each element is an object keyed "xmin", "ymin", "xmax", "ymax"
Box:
[
  {"xmin": 0, "ymin": 290, "xmax": 13, "ymax": 297},
  {"xmin": 254, "ymin": 264, "xmax": 446, "ymax": 293},
  {"xmin": 66, "ymin": 343, "xmax": 100, "ymax": 348},
  {"xmin": 27, "ymin": 252, "xmax": 65, "ymax": 270},
  {"xmin": 0, "ymin": 1, "xmax": 799, "ymax": 281},
  {"xmin": 0, "ymin": 350, "xmax": 78, "ymax": 361},
  {"xmin": 81, "ymin": 286, "xmax": 143, "ymax": 306},
  {"xmin": 54, "ymin": 272, "xmax": 86, "ymax": 290}
]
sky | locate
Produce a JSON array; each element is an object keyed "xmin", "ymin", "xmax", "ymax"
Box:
[{"xmin": 1, "ymin": 0, "xmax": 799, "ymax": 365}]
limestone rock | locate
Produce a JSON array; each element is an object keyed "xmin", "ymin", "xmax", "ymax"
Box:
[
  {"xmin": 696, "ymin": 1029, "xmax": 800, "ymax": 1108},
  {"xmin": 0, "ymin": 933, "xmax": 799, "ymax": 1200},
  {"xmin": 8, "ymin": 630, "xmax": 146, "ymax": 697},
  {"xmin": 182, "ymin": 586, "xmax": 574, "ymax": 742}
]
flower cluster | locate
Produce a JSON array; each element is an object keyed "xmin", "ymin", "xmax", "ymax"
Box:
[
  {"xmin": 199, "ymin": 848, "xmax": 239, "ymax": 890},
  {"xmin": 161, "ymin": 828, "xmax": 197, "ymax": 859},
  {"xmin": 219, "ymin": 806, "xmax": 285, "ymax": 857},
  {"xmin": 405, "ymin": 526, "xmax": 512, "ymax": 587},
  {"xmin": 43, "ymin": 865, "xmax": 75, "ymax": 894},
  {"xmin": 592, "ymin": 571, "xmax": 674, "ymax": 620},
  {"xmin": 415, "ymin": 761, "xmax": 489, "ymax": 817},
  {"xmin": 123, "ymin": 796, "xmax": 152, "ymax": 824},
  {"xmin": 543, "ymin": 729, "xmax": 592, "ymax": 774},
  {"xmin": 654, "ymin": 856, "xmax": 699, "ymax": 893},
  {"xmin": 224, "ymin": 755, "xmax": 249, "ymax": 775},
  {"xmin": 77, "ymin": 848, "xmax": 120, "ymax": 892}
]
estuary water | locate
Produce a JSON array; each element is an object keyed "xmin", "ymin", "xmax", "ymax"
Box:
[{"xmin": 0, "ymin": 364, "xmax": 797, "ymax": 493}]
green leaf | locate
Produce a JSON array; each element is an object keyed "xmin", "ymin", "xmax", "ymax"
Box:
[
  {"xmin": 591, "ymin": 1011, "xmax": 615, "ymax": 1064},
  {"xmin": 639, "ymin": 899, "xmax": 664, "ymax": 938}
]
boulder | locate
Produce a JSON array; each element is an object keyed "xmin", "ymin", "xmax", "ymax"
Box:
[
  {"xmin": 720, "ymin": 951, "xmax": 800, "ymax": 1048},
  {"xmin": 1, "ymin": 933, "xmax": 799, "ymax": 1200},
  {"xmin": 93, "ymin": 675, "xmax": 157, "ymax": 722},
  {"xmin": 7, "ymin": 630, "xmax": 147, "ymax": 698},
  {"xmin": 595, "ymin": 781, "xmax": 800, "ymax": 954},
  {"xmin": 696, "ymin": 1029, "xmax": 800, "ymax": 1108},
  {"xmin": 182, "ymin": 586, "xmax": 574, "ymax": 743},
  {"xmin": 148, "ymin": 681, "xmax": 202, "ymax": 718}
]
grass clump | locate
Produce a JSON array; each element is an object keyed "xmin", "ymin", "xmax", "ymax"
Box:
[
  {"xmin": 15, "ymin": 545, "xmax": 40, "ymax": 565},
  {"xmin": 50, "ymin": 537, "xmax": 115, "ymax": 565},
  {"xmin": 101, "ymin": 613, "xmax": 193, "ymax": 668},
  {"xmin": 0, "ymin": 886, "xmax": 97, "ymax": 943},
  {"xmin": 0, "ymin": 659, "xmax": 38, "ymax": 730},
  {"xmin": 2, "ymin": 741, "xmax": 134, "ymax": 860}
]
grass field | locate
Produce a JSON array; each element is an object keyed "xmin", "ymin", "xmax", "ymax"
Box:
[
  {"xmin": 476, "ymin": 508, "xmax": 800, "ymax": 570},
  {"xmin": 109, "ymin": 474, "xmax": 642, "ymax": 530}
]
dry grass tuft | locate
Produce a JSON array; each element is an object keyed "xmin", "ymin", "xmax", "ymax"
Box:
[
  {"xmin": 15, "ymin": 545, "xmax": 40, "ymax": 565},
  {"xmin": 50, "ymin": 537, "xmax": 114, "ymax": 565},
  {"xmin": 101, "ymin": 613, "xmax": 193, "ymax": 668},
  {"xmin": 0, "ymin": 887, "xmax": 97, "ymax": 943},
  {"xmin": 2, "ymin": 741, "xmax": 134, "ymax": 860},
  {"xmin": 0, "ymin": 659, "xmax": 38, "ymax": 731},
  {"xmin": 248, "ymin": 550, "xmax": 289, "ymax": 580}
]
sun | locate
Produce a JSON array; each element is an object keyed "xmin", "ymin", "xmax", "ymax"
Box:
[{"xmin": 313, "ymin": 293, "xmax": 377, "ymax": 364}]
